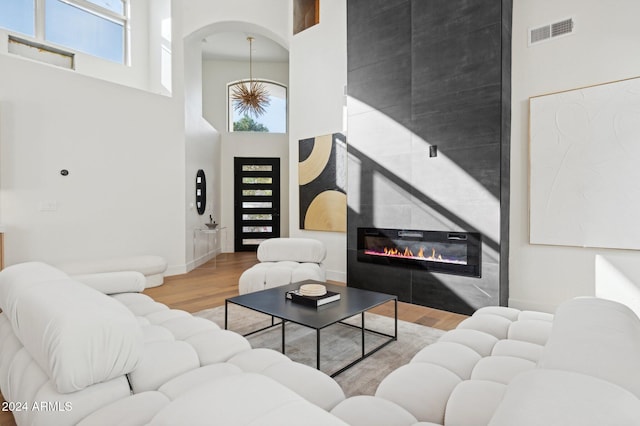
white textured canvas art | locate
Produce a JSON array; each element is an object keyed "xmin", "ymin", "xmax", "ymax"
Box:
[{"xmin": 529, "ymin": 76, "xmax": 640, "ymax": 249}]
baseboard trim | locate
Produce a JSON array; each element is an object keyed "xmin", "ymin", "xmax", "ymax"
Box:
[
  {"xmin": 327, "ymin": 270, "xmax": 346, "ymax": 284},
  {"xmin": 166, "ymin": 264, "xmax": 187, "ymax": 277},
  {"xmin": 508, "ymin": 297, "xmax": 557, "ymax": 314}
]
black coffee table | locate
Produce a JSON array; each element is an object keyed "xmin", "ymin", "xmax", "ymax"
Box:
[{"xmin": 225, "ymin": 281, "xmax": 397, "ymax": 377}]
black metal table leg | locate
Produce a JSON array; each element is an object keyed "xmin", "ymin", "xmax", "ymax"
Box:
[
  {"xmin": 361, "ymin": 312, "xmax": 365, "ymax": 357},
  {"xmin": 394, "ymin": 298, "xmax": 398, "ymax": 340},
  {"xmin": 317, "ymin": 329, "xmax": 321, "ymax": 370},
  {"xmin": 224, "ymin": 300, "xmax": 228, "ymax": 330},
  {"xmin": 281, "ymin": 320, "xmax": 286, "ymax": 354}
]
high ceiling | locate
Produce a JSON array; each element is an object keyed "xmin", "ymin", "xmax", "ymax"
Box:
[{"xmin": 201, "ymin": 32, "xmax": 288, "ymax": 62}]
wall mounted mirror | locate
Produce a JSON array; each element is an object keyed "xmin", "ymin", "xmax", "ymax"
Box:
[{"xmin": 195, "ymin": 169, "xmax": 206, "ymax": 215}]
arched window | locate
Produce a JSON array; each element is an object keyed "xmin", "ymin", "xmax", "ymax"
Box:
[{"xmin": 228, "ymin": 80, "xmax": 287, "ymax": 133}]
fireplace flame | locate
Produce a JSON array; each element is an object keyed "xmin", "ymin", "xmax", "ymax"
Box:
[
  {"xmin": 380, "ymin": 246, "xmax": 444, "ymax": 260},
  {"xmin": 363, "ymin": 236, "xmax": 468, "ymax": 266}
]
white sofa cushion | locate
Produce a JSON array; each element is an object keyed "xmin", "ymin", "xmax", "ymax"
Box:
[
  {"xmin": 257, "ymin": 237, "xmax": 327, "ymax": 263},
  {"xmin": 239, "ymin": 261, "xmax": 325, "ymax": 294},
  {"xmin": 445, "ymin": 380, "xmax": 507, "ymax": 426},
  {"xmin": 491, "ymin": 339, "xmax": 545, "ymax": 363},
  {"xmin": 538, "ymin": 296, "xmax": 640, "ymax": 398},
  {"xmin": 0, "ymin": 262, "xmax": 143, "ymax": 393},
  {"xmin": 488, "ymin": 369, "xmax": 640, "ymax": 426},
  {"xmin": 71, "ymin": 271, "xmax": 146, "ymax": 294},
  {"xmin": 411, "ymin": 341, "xmax": 482, "ymax": 380},
  {"xmin": 77, "ymin": 391, "xmax": 171, "ymax": 426},
  {"xmin": 470, "ymin": 355, "xmax": 536, "ymax": 384},
  {"xmin": 376, "ymin": 363, "xmax": 461, "ymax": 424},
  {"xmin": 57, "ymin": 255, "xmax": 168, "ymax": 288},
  {"xmin": 148, "ymin": 373, "xmax": 347, "ymax": 426},
  {"xmin": 331, "ymin": 395, "xmax": 418, "ymax": 426},
  {"xmin": 437, "ymin": 328, "xmax": 499, "ymax": 357},
  {"xmin": 227, "ymin": 348, "xmax": 346, "ymax": 411}
]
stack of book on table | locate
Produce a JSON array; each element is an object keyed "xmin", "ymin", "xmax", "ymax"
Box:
[{"xmin": 286, "ymin": 283, "xmax": 340, "ymax": 307}]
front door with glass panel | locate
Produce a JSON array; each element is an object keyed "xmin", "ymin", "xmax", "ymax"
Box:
[{"xmin": 234, "ymin": 157, "xmax": 281, "ymax": 251}]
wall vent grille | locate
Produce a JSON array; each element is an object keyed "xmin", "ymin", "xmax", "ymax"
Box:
[
  {"xmin": 529, "ymin": 18, "xmax": 574, "ymax": 46},
  {"xmin": 530, "ymin": 25, "xmax": 551, "ymax": 44}
]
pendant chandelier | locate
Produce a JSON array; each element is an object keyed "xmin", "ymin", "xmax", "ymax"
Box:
[{"xmin": 231, "ymin": 36, "xmax": 270, "ymax": 117}]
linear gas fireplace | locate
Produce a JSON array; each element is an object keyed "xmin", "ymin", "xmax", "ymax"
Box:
[{"xmin": 357, "ymin": 227, "xmax": 482, "ymax": 277}]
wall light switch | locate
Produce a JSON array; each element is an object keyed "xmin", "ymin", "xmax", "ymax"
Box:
[{"xmin": 429, "ymin": 145, "xmax": 438, "ymax": 158}]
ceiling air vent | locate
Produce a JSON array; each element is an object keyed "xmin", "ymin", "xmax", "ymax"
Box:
[{"xmin": 529, "ymin": 18, "xmax": 574, "ymax": 46}]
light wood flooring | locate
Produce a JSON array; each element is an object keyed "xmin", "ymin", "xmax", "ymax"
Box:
[{"xmin": 0, "ymin": 252, "xmax": 467, "ymax": 426}]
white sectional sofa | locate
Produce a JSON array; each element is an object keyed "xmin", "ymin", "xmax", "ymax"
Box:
[
  {"xmin": 3, "ymin": 261, "xmax": 640, "ymax": 425},
  {"xmin": 330, "ymin": 296, "xmax": 640, "ymax": 426},
  {"xmin": 0, "ymin": 262, "xmax": 346, "ymax": 426}
]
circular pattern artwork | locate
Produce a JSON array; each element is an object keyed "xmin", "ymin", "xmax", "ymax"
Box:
[{"xmin": 298, "ymin": 133, "xmax": 347, "ymax": 232}]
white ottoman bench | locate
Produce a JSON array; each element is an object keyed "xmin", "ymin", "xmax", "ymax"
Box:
[
  {"xmin": 57, "ymin": 255, "xmax": 168, "ymax": 288},
  {"xmin": 239, "ymin": 238, "xmax": 327, "ymax": 294}
]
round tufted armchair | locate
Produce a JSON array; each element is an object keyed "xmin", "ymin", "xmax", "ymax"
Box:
[{"xmin": 238, "ymin": 238, "xmax": 327, "ymax": 295}]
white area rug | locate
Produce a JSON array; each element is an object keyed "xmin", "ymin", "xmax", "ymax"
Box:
[{"xmin": 194, "ymin": 304, "xmax": 444, "ymax": 397}]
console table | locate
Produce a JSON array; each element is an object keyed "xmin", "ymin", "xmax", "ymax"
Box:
[{"xmin": 193, "ymin": 226, "xmax": 224, "ymax": 269}]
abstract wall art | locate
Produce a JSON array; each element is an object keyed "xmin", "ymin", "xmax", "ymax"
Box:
[
  {"xmin": 529, "ymin": 76, "xmax": 640, "ymax": 250},
  {"xmin": 299, "ymin": 133, "xmax": 347, "ymax": 232}
]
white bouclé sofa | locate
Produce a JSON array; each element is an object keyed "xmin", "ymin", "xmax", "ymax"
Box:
[
  {"xmin": 0, "ymin": 262, "xmax": 346, "ymax": 426},
  {"xmin": 56, "ymin": 255, "xmax": 169, "ymax": 288},
  {"xmin": 4, "ymin": 261, "xmax": 640, "ymax": 425},
  {"xmin": 239, "ymin": 238, "xmax": 327, "ymax": 294},
  {"xmin": 330, "ymin": 296, "xmax": 640, "ymax": 426}
]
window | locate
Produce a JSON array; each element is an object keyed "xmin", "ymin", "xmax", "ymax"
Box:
[
  {"xmin": 228, "ymin": 80, "xmax": 287, "ymax": 134},
  {"xmin": 0, "ymin": 0, "xmax": 129, "ymax": 64},
  {"xmin": 293, "ymin": 0, "xmax": 319, "ymax": 35},
  {"xmin": 0, "ymin": 1, "xmax": 35, "ymax": 35}
]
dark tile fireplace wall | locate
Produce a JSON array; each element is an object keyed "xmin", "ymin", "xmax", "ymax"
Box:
[{"xmin": 346, "ymin": 0, "xmax": 512, "ymax": 315}]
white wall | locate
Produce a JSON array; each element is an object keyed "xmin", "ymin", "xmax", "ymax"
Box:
[
  {"xmin": 0, "ymin": 0, "xmax": 189, "ymax": 274},
  {"xmin": 180, "ymin": 0, "xmax": 289, "ymax": 49},
  {"xmin": 183, "ymin": 31, "xmax": 221, "ymax": 270},
  {"xmin": 510, "ymin": 0, "xmax": 640, "ymax": 312},
  {"xmin": 289, "ymin": 0, "xmax": 347, "ymax": 282},
  {"xmin": 0, "ymin": 53, "xmax": 185, "ymax": 271}
]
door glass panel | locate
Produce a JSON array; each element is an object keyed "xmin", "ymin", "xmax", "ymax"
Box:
[
  {"xmin": 242, "ymin": 226, "xmax": 273, "ymax": 233},
  {"xmin": 242, "ymin": 177, "xmax": 273, "ymax": 184},
  {"xmin": 242, "ymin": 202, "xmax": 272, "ymax": 209},
  {"xmin": 243, "ymin": 238, "xmax": 268, "ymax": 245},
  {"xmin": 242, "ymin": 214, "xmax": 273, "ymax": 220},
  {"xmin": 242, "ymin": 189, "xmax": 273, "ymax": 196},
  {"xmin": 242, "ymin": 165, "xmax": 273, "ymax": 172}
]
